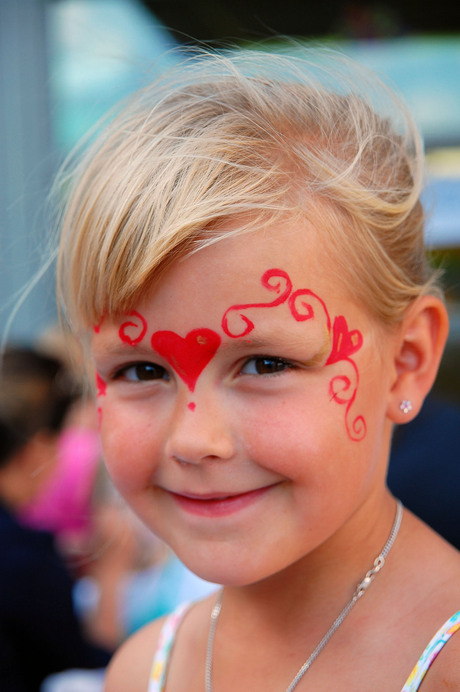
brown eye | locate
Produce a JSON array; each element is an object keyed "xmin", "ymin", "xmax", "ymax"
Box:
[
  {"xmin": 117, "ymin": 362, "xmax": 169, "ymax": 382},
  {"xmin": 240, "ymin": 357, "xmax": 292, "ymax": 376}
]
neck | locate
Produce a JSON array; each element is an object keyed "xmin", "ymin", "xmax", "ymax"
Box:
[
  {"xmin": 206, "ymin": 495, "xmax": 403, "ymax": 692},
  {"xmin": 221, "ymin": 491, "xmax": 398, "ymax": 630}
]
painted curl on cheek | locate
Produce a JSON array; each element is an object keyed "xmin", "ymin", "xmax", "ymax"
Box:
[{"xmin": 326, "ymin": 316, "xmax": 366, "ymax": 441}]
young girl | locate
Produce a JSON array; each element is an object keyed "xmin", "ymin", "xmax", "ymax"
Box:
[{"xmin": 56, "ymin": 48, "xmax": 460, "ymax": 691}]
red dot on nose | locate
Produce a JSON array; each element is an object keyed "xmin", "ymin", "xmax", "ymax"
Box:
[{"xmin": 187, "ymin": 402, "xmax": 196, "ymax": 411}]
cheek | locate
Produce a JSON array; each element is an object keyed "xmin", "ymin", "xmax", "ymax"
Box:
[
  {"xmin": 99, "ymin": 403, "xmax": 160, "ymax": 495},
  {"xmin": 240, "ymin": 394, "xmax": 324, "ymax": 465},
  {"xmin": 239, "ymin": 386, "xmax": 365, "ymax": 483}
]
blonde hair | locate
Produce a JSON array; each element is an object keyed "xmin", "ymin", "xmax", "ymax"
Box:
[{"xmin": 56, "ymin": 47, "xmax": 442, "ymax": 333}]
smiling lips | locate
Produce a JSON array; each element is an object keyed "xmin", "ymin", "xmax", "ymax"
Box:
[{"xmin": 169, "ymin": 486, "xmax": 274, "ymax": 517}]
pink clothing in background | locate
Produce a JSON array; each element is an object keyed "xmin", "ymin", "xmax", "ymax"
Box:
[{"xmin": 19, "ymin": 427, "xmax": 101, "ymax": 540}]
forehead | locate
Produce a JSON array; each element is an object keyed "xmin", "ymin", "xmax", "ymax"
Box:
[{"xmin": 145, "ymin": 218, "xmax": 341, "ymax": 316}]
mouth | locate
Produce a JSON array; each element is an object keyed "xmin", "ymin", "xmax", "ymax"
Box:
[{"xmin": 167, "ymin": 486, "xmax": 275, "ymax": 518}]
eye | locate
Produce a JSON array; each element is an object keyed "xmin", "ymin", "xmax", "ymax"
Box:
[
  {"xmin": 114, "ymin": 362, "xmax": 170, "ymax": 382},
  {"xmin": 240, "ymin": 356, "xmax": 294, "ymax": 376}
]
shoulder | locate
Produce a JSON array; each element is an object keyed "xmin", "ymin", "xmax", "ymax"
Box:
[
  {"xmin": 391, "ymin": 513, "xmax": 460, "ymax": 688},
  {"xmin": 104, "ymin": 596, "xmax": 215, "ymax": 692},
  {"xmin": 105, "ymin": 617, "xmax": 167, "ymax": 692},
  {"xmin": 423, "ymin": 615, "xmax": 460, "ymax": 691}
]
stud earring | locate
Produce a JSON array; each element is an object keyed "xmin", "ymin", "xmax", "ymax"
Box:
[{"xmin": 399, "ymin": 400, "xmax": 413, "ymax": 414}]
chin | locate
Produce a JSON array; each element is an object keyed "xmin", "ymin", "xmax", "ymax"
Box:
[{"xmin": 176, "ymin": 549, "xmax": 282, "ymax": 588}]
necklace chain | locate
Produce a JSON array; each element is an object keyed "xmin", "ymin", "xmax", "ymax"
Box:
[{"xmin": 205, "ymin": 500, "xmax": 403, "ymax": 692}]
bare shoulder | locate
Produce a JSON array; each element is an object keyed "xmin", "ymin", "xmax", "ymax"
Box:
[
  {"xmin": 103, "ymin": 596, "xmax": 217, "ymax": 692},
  {"xmin": 424, "ymin": 620, "xmax": 460, "ymax": 691},
  {"xmin": 400, "ymin": 513, "xmax": 460, "ymax": 689},
  {"xmin": 104, "ymin": 617, "xmax": 166, "ymax": 692}
]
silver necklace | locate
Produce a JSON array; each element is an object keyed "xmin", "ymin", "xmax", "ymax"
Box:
[{"xmin": 205, "ymin": 500, "xmax": 403, "ymax": 692}]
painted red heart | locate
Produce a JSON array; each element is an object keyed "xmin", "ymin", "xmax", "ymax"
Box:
[
  {"xmin": 326, "ymin": 315, "xmax": 363, "ymax": 365},
  {"xmin": 151, "ymin": 328, "xmax": 221, "ymax": 391}
]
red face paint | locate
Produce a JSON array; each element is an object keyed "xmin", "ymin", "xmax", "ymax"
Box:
[
  {"xmin": 329, "ymin": 373, "xmax": 366, "ymax": 441},
  {"xmin": 95, "ymin": 373, "xmax": 107, "ymax": 397},
  {"xmin": 151, "ymin": 328, "xmax": 221, "ymax": 392},
  {"xmin": 322, "ymin": 316, "xmax": 365, "ymax": 441},
  {"xmin": 119, "ymin": 310, "xmax": 148, "ymax": 346},
  {"xmin": 288, "ymin": 288, "xmax": 331, "ymax": 331},
  {"xmin": 94, "ymin": 316, "xmax": 104, "ymax": 334},
  {"xmin": 326, "ymin": 316, "xmax": 363, "ymax": 365},
  {"xmin": 222, "ymin": 268, "xmax": 292, "ymax": 337},
  {"xmin": 109, "ymin": 268, "xmax": 365, "ymax": 439},
  {"xmin": 220, "ymin": 267, "xmax": 366, "ymax": 442}
]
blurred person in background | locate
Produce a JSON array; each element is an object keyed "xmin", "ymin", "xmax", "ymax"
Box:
[
  {"xmin": 0, "ymin": 345, "xmax": 113, "ymax": 691},
  {"xmin": 17, "ymin": 329, "xmax": 140, "ymax": 653}
]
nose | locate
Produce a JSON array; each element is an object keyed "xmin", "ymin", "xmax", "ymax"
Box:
[{"xmin": 165, "ymin": 392, "xmax": 235, "ymax": 466}]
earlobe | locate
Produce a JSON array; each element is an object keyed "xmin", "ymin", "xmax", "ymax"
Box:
[{"xmin": 388, "ymin": 295, "xmax": 449, "ymax": 423}]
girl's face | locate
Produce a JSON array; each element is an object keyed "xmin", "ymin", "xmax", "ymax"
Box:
[{"xmin": 92, "ymin": 218, "xmax": 396, "ymax": 585}]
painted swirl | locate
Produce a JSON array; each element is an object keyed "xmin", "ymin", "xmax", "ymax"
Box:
[
  {"xmin": 221, "ymin": 268, "xmax": 292, "ymax": 338},
  {"xmin": 288, "ymin": 288, "xmax": 332, "ymax": 331},
  {"xmin": 118, "ymin": 310, "xmax": 148, "ymax": 346},
  {"xmin": 328, "ymin": 370, "xmax": 366, "ymax": 442}
]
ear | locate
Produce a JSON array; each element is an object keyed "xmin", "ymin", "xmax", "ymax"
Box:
[{"xmin": 387, "ymin": 295, "xmax": 449, "ymax": 424}]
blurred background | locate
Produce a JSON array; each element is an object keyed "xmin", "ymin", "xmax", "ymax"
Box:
[
  {"xmin": 1, "ymin": 4, "xmax": 460, "ymax": 686},
  {"xmin": 1, "ymin": 0, "xmax": 460, "ymax": 402}
]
